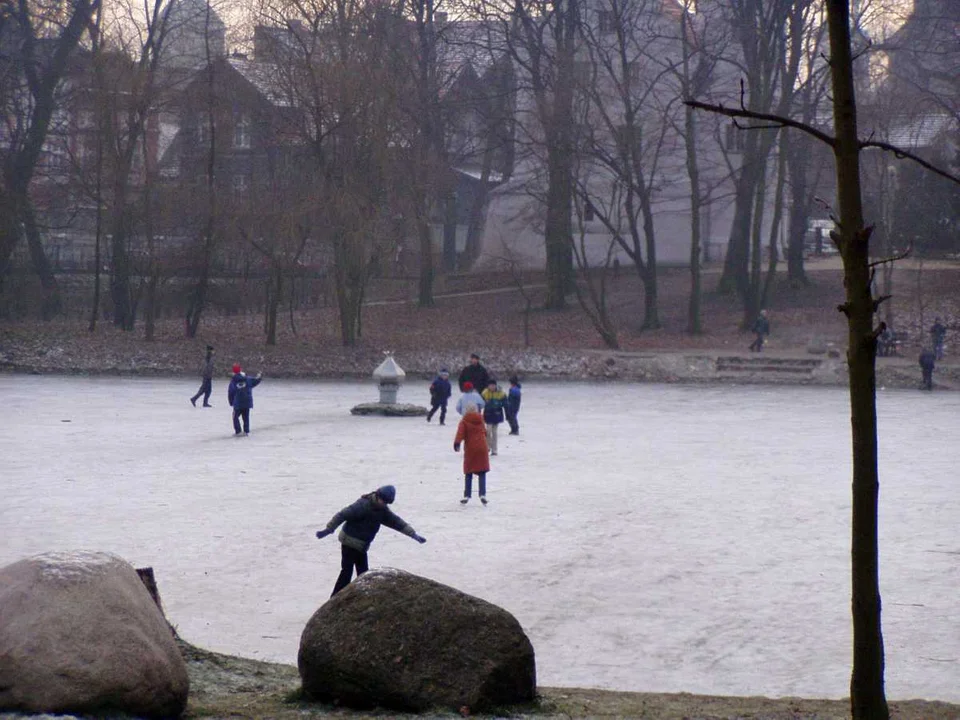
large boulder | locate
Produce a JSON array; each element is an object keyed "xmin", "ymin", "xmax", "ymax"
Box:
[
  {"xmin": 298, "ymin": 569, "xmax": 536, "ymax": 712},
  {"xmin": 0, "ymin": 551, "xmax": 189, "ymax": 718}
]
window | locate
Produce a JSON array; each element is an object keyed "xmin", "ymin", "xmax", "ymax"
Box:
[
  {"xmin": 573, "ymin": 60, "xmax": 592, "ymax": 85},
  {"xmin": 626, "ymin": 61, "xmax": 642, "ymax": 84},
  {"xmin": 725, "ymin": 123, "xmax": 745, "ymax": 152},
  {"xmin": 234, "ymin": 113, "xmax": 251, "ymax": 149},
  {"xmin": 614, "ymin": 124, "xmax": 641, "ymax": 159},
  {"xmin": 584, "ymin": 199, "xmax": 596, "ymax": 222},
  {"xmin": 232, "ymin": 174, "xmax": 249, "ymax": 195},
  {"xmin": 598, "ymin": 10, "xmax": 616, "ymax": 33}
]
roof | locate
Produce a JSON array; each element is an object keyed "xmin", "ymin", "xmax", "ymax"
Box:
[
  {"xmin": 228, "ymin": 58, "xmax": 291, "ymax": 107},
  {"xmin": 882, "ymin": 114, "xmax": 956, "ymax": 149}
]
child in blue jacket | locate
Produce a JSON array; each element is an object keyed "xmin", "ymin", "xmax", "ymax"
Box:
[
  {"xmin": 506, "ymin": 375, "xmax": 522, "ymax": 435},
  {"xmin": 427, "ymin": 368, "xmax": 452, "ymax": 425}
]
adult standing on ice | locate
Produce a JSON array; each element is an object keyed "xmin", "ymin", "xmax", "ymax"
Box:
[
  {"xmin": 190, "ymin": 345, "xmax": 215, "ymax": 407},
  {"xmin": 227, "ymin": 364, "xmax": 262, "ymax": 435},
  {"xmin": 315, "ymin": 485, "xmax": 426, "ymax": 596},
  {"xmin": 458, "ymin": 353, "xmax": 490, "ymax": 393},
  {"xmin": 455, "ymin": 404, "xmax": 490, "ymax": 505}
]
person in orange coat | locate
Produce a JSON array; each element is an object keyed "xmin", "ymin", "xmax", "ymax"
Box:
[{"xmin": 454, "ymin": 403, "xmax": 490, "ymax": 505}]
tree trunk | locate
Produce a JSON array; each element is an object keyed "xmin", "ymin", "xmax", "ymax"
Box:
[
  {"xmin": 144, "ymin": 273, "xmax": 159, "ymax": 341},
  {"xmin": 685, "ymin": 102, "xmax": 703, "ymax": 335},
  {"xmin": 544, "ymin": 145, "xmax": 574, "ymax": 310},
  {"xmin": 825, "ymin": 2, "xmax": 889, "ymax": 717},
  {"xmin": 418, "ymin": 215, "xmax": 434, "ymax": 307},
  {"xmin": 761, "ymin": 139, "xmax": 788, "ymax": 308},
  {"xmin": 786, "ymin": 134, "xmax": 810, "ymax": 287},
  {"xmin": 22, "ymin": 199, "xmax": 60, "ymax": 320},
  {"xmin": 266, "ymin": 267, "xmax": 281, "ymax": 346}
]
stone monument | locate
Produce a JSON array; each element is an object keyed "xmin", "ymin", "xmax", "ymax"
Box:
[{"xmin": 350, "ymin": 354, "xmax": 428, "ymax": 417}]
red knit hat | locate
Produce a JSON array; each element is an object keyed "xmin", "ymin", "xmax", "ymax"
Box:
[
  {"xmin": 232, "ymin": 363, "xmax": 241, "ymax": 374},
  {"xmin": 463, "ymin": 381, "xmax": 473, "ymax": 391}
]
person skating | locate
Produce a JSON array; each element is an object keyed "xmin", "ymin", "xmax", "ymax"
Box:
[
  {"xmin": 919, "ymin": 347, "xmax": 936, "ymax": 391},
  {"xmin": 427, "ymin": 368, "xmax": 452, "ymax": 425},
  {"xmin": 315, "ymin": 485, "xmax": 426, "ymax": 596},
  {"xmin": 227, "ymin": 364, "xmax": 262, "ymax": 435},
  {"xmin": 749, "ymin": 309, "xmax": 770, "ymax": 352},
  {"xmin": 190, "ymin": 345, "xmax": 215, "ymax": 407},
  {"xmin": 455, "ymin": 381, "xmax": 485, "ymax": 416},
  {"xmin": 930, "ymin": 318, "xmax": 947, "ymax": 360},
  {"xmin": 481, "ymin": 378, "xmax": 506, "ymax": 456},
  {"xmin": 454, "ymin": 404, "xmax": 490, "ymax": 505},
  {"xmin": 458, "ymin": 353, "xmax": 490, "ymax": 393},
  {"xmin": 506, "ymin": 375, "xmax": 522, "ymax": 435}
]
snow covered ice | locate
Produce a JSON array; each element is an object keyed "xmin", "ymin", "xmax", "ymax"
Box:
[{"xmin": 2, "ymin": 376, "xmax": 958, "ymax": 702}]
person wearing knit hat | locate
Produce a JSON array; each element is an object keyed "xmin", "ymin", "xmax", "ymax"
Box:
[
  {"xmin": 315, "ymin": 485, "xmax": 426, "ymax": 596},
  {"xmin": 455, "ymin": 380, "xmax": 485, "ymax": 416},
  {"xmin": 426, "ymin": 368, "xmax": 452, "ymax": 425},
  {"xmin": 227, "ymin": 364, "xmax": 263, "ymax": 435},
  {"xmin": 190, "ymin": 345, "xmax": 216, "ymax": 408}
]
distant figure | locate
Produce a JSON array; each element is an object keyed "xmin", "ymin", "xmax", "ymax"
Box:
[
  {"xmin": 481, "ymin": 378, "xmax": 507, "ymax": 456},
  {"xmin": 454, "ymin": 404, "xmax": 490, "ymax": 505},
  {"xmin": 427, "ymin": 368, "xmax": 452, "ymax": 425},
  {"xmin": 877, "ymin": 325, "xmax": 894, "ymax": 357},
  {"xmin": 613, "ymin": 257, "xmax": 621, "ymax": 278},
  {"xmin": 458, "ymin": 353, "xmax": 490, "ymax": 393},
  {"xmin": 919, "ymin": 347, "xmax": 936, "ymax": 391},
  {"xmin": 749, "ymin": 309, "xmax": 770, "ymax": 352},
  {"xmin": 190, "ymin": 345, "xmax": 215, "ymax": 407},
  {"xmin": 455, "ymin": 381, "xmax": 485, "ymax": 416},
  {"xmin": 930, "ymin": 318, "xmax": 946, "ymax": 360},
  {"xmin": 227, "ymin": 364, "xmax": 262, "ymax": 435},
  {"xmin": 506, "ymin": 375, "xmax": 522, "ymax": 436},
  {"xmin": 315, "ymin": 485, "xmax": 426, "ymax": 596}
]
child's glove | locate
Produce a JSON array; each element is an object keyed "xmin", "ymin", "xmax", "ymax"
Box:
[
  {"xmin": 453, "ymin": 443, "xmax": 461, "ymax": 452},
  {"xmin": 413, "ymin": 534, "xmax": 427, "ymax": 544},
  {"xmin": 316, "ymin": 529, "xmax": 333, "ymax": 539}
]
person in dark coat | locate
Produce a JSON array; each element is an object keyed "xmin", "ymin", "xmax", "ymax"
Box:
[
  {"xmin": 227, "ymin": 364, "xmax": 262, "ymax": 435},
  {"xmin": 749, "ymin": 309, "xmax": 770, "ymax": 352},
  {"xmin": 458, "ymin": 353, "xmax": 490, "ymax": 393},
  {"xmin": 919, "ymin": 347, "xmax": 936, "ymax": 390},
  {"xmin": 427, "ymin": 368, "xmax": 452, "ymax": 425},
  {"xmin": 506, "ymin": 375, "xmax": 522, "ymax": 435},
  {"xmin": 190, "ymin": 345, "xmax": 215, "ymax": 407},
  {"xmin": 930, "ymin": 318, "xmax": 946, "ymax": 360},
  {"xmin": 315, "ymin": 485, "xmax": 426, "ymax": 596}
]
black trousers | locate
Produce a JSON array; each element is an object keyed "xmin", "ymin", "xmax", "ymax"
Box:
[
  {"xmin": 749, "ymin": 333, "xmax": 765, "ymax": 352},
  {"xmin": 427, "ymin": 400, "xmax": 447, "ymax": 424},
  {"xmin": 922, "ymin": 368, "xmax": 933, "ymax": 390},
  {"xmin": 192, "ymin": 378, "xmax": 212, "ymax": 405},
  {"xmin": 505, "ymin": 407, "xmax": 519, "ymax": 434},
  {"xmin": 332, "ymin": 545, "xmax": 368, "ymax": 596},
  {"xmin": 233, "ymin": 408, "xmax": 250, "ymax": 434}
]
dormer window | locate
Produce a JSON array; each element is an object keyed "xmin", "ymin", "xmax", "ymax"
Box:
[{"xmin": 234, "ymin": 114, "xmax": 251, "ymax": 149}]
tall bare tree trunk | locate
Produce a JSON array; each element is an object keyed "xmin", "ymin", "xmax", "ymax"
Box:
[
  {"xmin": 23, "ymin": 200, "xmax": 61, "ymax": 320},
  {"xmin": 826, "ymin": 1, "xmax": 888, "ymax": 717},
  {"xmin": 685, "ymin": 105, "xmax": 702, "ymax": 334}
]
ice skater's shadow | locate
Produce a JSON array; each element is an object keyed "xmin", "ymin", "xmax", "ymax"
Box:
[{"xmin": 200, "ymin": 415, "xmax": 346, "ymax": 441}]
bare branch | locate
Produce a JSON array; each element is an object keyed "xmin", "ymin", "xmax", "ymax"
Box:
[
  {"xmin": 860, "ymin": 140, "xmax": 960, "ymax": 187},
  {"xmin": 868, "ymin": 244, "xmax": 912, "ymax": 269},
  {"xmin": 684, "ymin": 100, "xmax": 836, "ymax": 148}
]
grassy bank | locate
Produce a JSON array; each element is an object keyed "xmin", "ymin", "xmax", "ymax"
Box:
[{"xmin": 179, "ymin": 640, "xmax": 960, "ymax": 720}]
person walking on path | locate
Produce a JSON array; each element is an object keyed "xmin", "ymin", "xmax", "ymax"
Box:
[
  {"xmin": 455, "ymin": 381, "xmax": 485, "ymax": 416},
  {"xmin": 506, "ymin": 376, "xmax": 522, "ymax": 435},
  {"xmin": 749, "ymin": 309, "xmax": 770, "ymax": 352},
  {"xmin": 190, "ymin": 345, "xmax": 215, "ymax": 407},
  {"xmin": 315, "ymin": 485, "xmax": 426, "ymax": 596},
  {"xmin": 458, "ymin": 353, "xmax": 490, "ymax": 393},
  {"xmin": 454, "ymin": 404, "xmax": 491, "ymax": 505},
  {"xmin": 427, "ymin": 368, "xmax": 452, "ymax": 425},
  {"xmin": 481, "ymin": 378, "xmax": 506, "ymax": 456},
  {"xmin": 930, "ymin": 318, "xmax": 947, "ymax": 360},
  {"xmin": 227, "ymin": 364, "xmax": 262, "ymax": 435},
  {"xmin": 919, "ymin": 347, "xmax": 936, "ymax": 390}
]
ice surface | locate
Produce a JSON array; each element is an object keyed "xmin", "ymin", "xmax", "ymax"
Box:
[{"xmin": 1, "ymin": 376, "xmax": 957, "ymax": 701}]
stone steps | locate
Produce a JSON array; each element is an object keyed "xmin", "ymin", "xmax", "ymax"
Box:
[{"xmin": 716, "ymin": 356, "xmax": 823, "ymax": 375}]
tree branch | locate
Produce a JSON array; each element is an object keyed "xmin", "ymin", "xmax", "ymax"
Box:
[
  {"xmin": 860, "ymin": 140, "xmax": 960, "ymax": 187},
  {"xmin": 684, "ymin": 100, "xmax": 836, "ymax": 148}
]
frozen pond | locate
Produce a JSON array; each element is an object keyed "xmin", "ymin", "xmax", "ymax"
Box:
[{"xmin": 1, "ymin": 375, "xmax": 958, "ymax": 702}]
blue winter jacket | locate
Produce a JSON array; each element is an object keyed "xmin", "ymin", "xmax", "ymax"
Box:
[
  {"xmin": 507, "ymin": 383, "xmax": 522, "ymax": 414},
  {"xmin": 324, "ymin": 494, "xmax": 416, "ymax": 552},
  {"xmin": 456, "ymin": 389, "xmax": 485, "ymax": 415},
  {"xmin": 228, "ymin": 373, "xmax": 262, "ymax": 410},
  {"xmin": 429, "ymin": 376, "xmax": 452, "ymax": 403}
]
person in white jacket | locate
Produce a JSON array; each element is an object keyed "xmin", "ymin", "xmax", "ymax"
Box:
[{"xmin": 455, "ymin": 381, "xmax": 485, "ymax": 415}]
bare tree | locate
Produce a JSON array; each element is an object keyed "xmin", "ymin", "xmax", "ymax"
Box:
[
  {"xmin": 688, "ymin": 2, "xmax": 960, "ymax": 716},
  {"xmin": 0, "ymin": 0, "xmax": 100, "ymax": 317}
]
